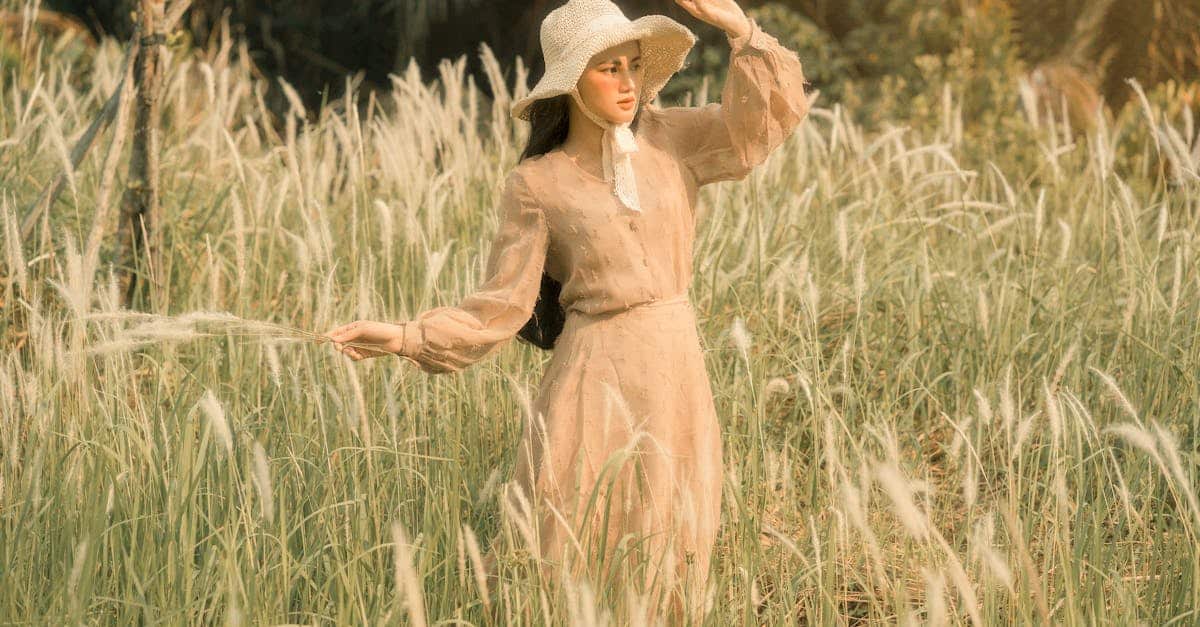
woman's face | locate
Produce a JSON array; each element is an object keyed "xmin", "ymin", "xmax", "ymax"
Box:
[{"xmin": 576, "ymin": 39, "xmax": 643, "ymax": 124}]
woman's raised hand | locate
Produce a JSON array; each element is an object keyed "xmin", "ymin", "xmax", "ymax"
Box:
[
  {"xmin": 325, "ymin": 320, "xmax": 406, "ymax": 361},
  {"xmin": 673, "ymin": 0, "xmax": 751, "ymax": 39}
]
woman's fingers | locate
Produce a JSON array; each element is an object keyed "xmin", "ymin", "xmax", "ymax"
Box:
[
  {"xmin": 333, "ymin": 341, "xmax": 390, "ymax": 362},
  {"xmin": 326, "ymin": 321, "xmax": 358, "ymax": 343},
  {"xmin": 326, "ymin": 320, "xmax": 406, "ymax": 362}
]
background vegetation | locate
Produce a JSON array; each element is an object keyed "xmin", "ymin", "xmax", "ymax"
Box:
[
  {"xmin": 31, "ymin": 0, "xmax": 1200, "ymax": 117},
  {"xmin": 1, "ymin": 0, "xmax": 1198, "ymax": 624}
]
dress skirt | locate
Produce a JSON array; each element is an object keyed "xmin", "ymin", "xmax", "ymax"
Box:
[{"xmin": 506, "ymin": 294, "xmax": 723, "ymax": 612}]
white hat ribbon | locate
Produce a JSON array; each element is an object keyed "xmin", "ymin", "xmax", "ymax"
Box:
[{"xmin": 569, "ymin": 87, "xmax": 642, "ymax": 213}]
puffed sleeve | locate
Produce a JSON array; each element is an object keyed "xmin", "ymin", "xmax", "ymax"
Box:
[
  {"xmin": 656, "ymin": 17, "xmax": 811, "ymax": 186},
  {"xmin": 394, "ymin": 169, "xmax": 548, "ymax": 374}
]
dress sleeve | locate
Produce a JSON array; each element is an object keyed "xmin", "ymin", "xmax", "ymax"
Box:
[
  {"xmin": 657, "ymin": 17, "xmax": 811, "ymax": 186},
  {"xmin": 394, "ymin": 169, "xmax": 549, "ymax": 374}
]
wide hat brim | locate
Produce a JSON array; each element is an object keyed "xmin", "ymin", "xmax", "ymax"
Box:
[{"xmin": 510, "ymin": 15, "xmax": 697, "ymax": 121}]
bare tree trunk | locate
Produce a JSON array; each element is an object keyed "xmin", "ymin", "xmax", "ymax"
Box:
[
  {"xmin": 118, "ymin": 0, "xmax": 166, "ymax": 309},
  {"xmin": 19, "ymin": 1, "xmax": 191, "ymax": 241}
]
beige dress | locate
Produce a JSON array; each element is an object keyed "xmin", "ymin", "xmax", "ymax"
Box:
[{"xmin": 395, "ymin": 17, "xmax": 810, "ymax": 616}]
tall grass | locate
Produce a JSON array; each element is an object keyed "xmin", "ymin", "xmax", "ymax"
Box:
[{"xmin": 2, "ymin": 9, "xmax": 1199, "ymax": 624}]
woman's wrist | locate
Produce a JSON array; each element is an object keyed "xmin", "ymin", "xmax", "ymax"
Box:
[
  {"xmin": 723, "ymin": 14, "xmax": 752, "ymax": 41},
  {"xmin": 390, "ymin": 321, "xmax": 423, "ymax": 358}
]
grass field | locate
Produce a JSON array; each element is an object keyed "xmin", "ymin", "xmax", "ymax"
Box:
[{"xmin": 2, "ymin": 20, "xmax": 1199, "ymax": 626}]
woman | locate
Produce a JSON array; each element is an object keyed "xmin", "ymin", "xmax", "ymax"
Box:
[{"xmin": 327, "ymin": 0, "xmax": 810, "ymax": 619}]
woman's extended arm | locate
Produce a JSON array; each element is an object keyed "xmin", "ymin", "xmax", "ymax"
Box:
[
  {"xmin": 659, "ymin": 0, "xmax": 811, "ymax": 186},
  {"xmin": 327, "ymin": 169, "xmax": 549, "ymax": 373}
]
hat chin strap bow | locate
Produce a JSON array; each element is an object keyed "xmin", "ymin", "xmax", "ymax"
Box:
[{"xmin": 568, "ymin": 88, "xmax": 643, "ymax": 214}]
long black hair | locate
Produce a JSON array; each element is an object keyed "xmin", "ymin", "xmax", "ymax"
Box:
[{"xmin": 514, "ymin": 94, "xmax": 643, "ymax": 350}]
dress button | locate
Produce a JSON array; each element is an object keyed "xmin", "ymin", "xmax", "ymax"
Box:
[{"xmin": 629, "ymin": 220, "xmax": 639, "ymax": 232}]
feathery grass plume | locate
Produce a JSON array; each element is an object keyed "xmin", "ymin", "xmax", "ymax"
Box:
[
  {"xmin": 765, "ymin": 447, "xmax": 792, "ymax": 496},
  {"xmin": 922, "ymin": 568, "xmax": 948, "ymax": 627},
  {"xmin": 37, "ymin": 89, "xmax": 79, "ymax": 202},
  {"xmin": 500, "ymin": 482, "xmax": 541, "ymax": 560},
  {"xmin": 839, "ymin": 471, "xmax": 887, "ymax": 578},
  {"xmin": 853, "ymin": 252, "xmax": 866, "ymax": 312},
  {"xmin": 971, "ymin": 514, "xmax": 1014, "ymax": 592},
  {"xmin": 460, "ymin": 523, "xmax": 491, "ymax": 609},
  {"xmin": 263, "ymin": 342, "xmax": 283, "ymax": 386},
  {"xmin": 838, "ymin": 476, "xmax": 870, "ymax": 533},
  {"xmin": 1044, "ymin": 380, "xmax": 1063, "ymax": 450},
  {"xmin": 962, "ymin": 451, "xmax": 979, "ymax": 510},
  {"xmin": 949, "ymin": 414, "xmax": 973, "ymax": 458},
  {"xmin": 1089, "ymin": 366, "xmax": 1140, "ymax": 421},
  {"xmin": 95, "ymin": 269, "xmax": 122, "ymax": 314},
  {"xmin": 455, "ymin": 526, "xmax": 467, "ymax": 590},
  {"xmin": 794, "ymin": 372, "xmax": 814, "ymax": 409},
  {"xmin": 390, "ymin": 521, "xmax": 427, "ymax": 627},
  {"xmin": 67, "ymin": 538, "xmax": 89, "ymax": 611},
  {"xmin": 999, "ymin": 366, "xmax": 1016, "ymax": 437},
  {"xmin": 1056, "ymin": 219, "xmax": 1072, "ymax": 262},
  {"xmin": 819, "ymin": 409, "xmax": 842, "ymax": 493},
  {"xmin": 730, "ymin": 317, "xmax": 752, "ymax": 363},
  {"xmin": 251, "ymin": 441, "xmax": 274, "ymax": 524},
  {"xmin": 1011, "ymin": 411, "xmax": 1039, "ymax": 463},
  {"xmin": 341, "ymin": 357, "xmax": 370, "ymax": 441},
  {"xmin": 835, "ymin": 209, "xmax": 849, "ymax": 263},
  {"xmin": 177, "ymin": 311, "xmax": 243, "ymax": 325},
  {"xmin": 974, "ymin": 384, "xmax": 993, "ymax": 425},
  {"xmin": 205, "ymin": 236, "xmax": 222, "ymax": 309},
  {"xmin": 976, "ymin": 285, "xmax": 990, "ymax": 337},
  {"xmin": 622, "ymin": 581, "xmax": 653, "ymax": 627},
  {"xmin": 505, "ymin": 372, "xmax": 537, "ymax": 430},
  {"xmin": 565, "ymin": 576, "xmax": 607, "ymax": 627},
  {"xmin": 1033, "ymin": 187, "xmax": 1046, "ymax": 242},
  {"xmin": 749, "ymin": 577, "xmax": 763, "ymax": 613},
  {"xmin": 225, "ymin": 581, "xmax": 245, "ymax": 627},
  {"xmin": 1155, "ymin": 199, "xmax": 1169, "ymax": 245},
  {"xmin": 78, "ymin": 309, "xmax": 349, "ymax": 358},
  {"xmin": 760, "ymin": 523, "xmax": 807, "ymax": 564},
  {"xmin": 1050, "ymin": 341, "xmax": 1078, "ymax": 393},
  {"xmin": 232, "ymin": 195, "xmax": 249, "ymax": 296},
  {"xmin": 421, "ymin": 242, "xmax": 452, "ymax": 300},
  {"xmin": 1118, "ymin": 291, "xmax": 1138, "ymax": 339},
  {"xmin": 1149, "ymin": 420, "xmax": 1200, "ymax": 530},
  {"xmin": 1052, "ymin": 464, "xmax": 1071, "ymax": 515},
  {"xmin": 1169, "ymin": 248, "xmax": 1183, "ymax": 315},
  {"xmin": 477, "ymin": 467, "xmax": 503, "ymax": 506},
  {"xmin": 763, "ymin": 377, "xmax": 790, "ymax": 400},
  {"xmin": 2, "ymin": 199, "xmax": 27, "ymax": 294},
  {"xmin": 374, "ymin": 198, "xmax": 395, "ymax": 261},
  {"xmin": 918, "ymin": 238, "xmax": 933, "ymax": 292},
  {"xmin": 356, "ymin": 258, "xmax": 372, "ymax": 321},
  {"xmin": 199, "ymin": 390, "xmax": 234, "ymax": 457},
  {"xmin": 1106, "ymin": 423, "xmax": 1162, "ymax": 462},
  {"xmin": 50, "ymin": 237, "xmax": 91, "ymax": 324},
  {"xmin": 874, "ymin": 461, "xmax": 930, "ymax": 541},
  {"xmin": 279, "ymin": 77, "xmax": 308, "ymax": 121},
  {"xmin": 123, "ymin": 322, "xmax": 205, "ymax": 342},
  {"xmin": 943, "ymin": 552, "xmax": 983, "ymax": 627},
  {"xmin": 84, "ymin": 338, "xmax": 158, "ymax": 356}
]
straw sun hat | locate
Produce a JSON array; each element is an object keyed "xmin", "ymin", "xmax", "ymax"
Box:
[{"xmin": 510, "ymin": 0, "xmax": 698, "ymax": 213}]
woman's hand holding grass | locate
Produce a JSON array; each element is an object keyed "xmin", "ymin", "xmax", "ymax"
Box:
[{"xmin": 325, "ymin": 320, "xmax": 407, "ymax": 361}]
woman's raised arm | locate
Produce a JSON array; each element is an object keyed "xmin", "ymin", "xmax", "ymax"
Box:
[{"xmin": 655, "ymin": 15, "xmax": 811, "ymax": 187}]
